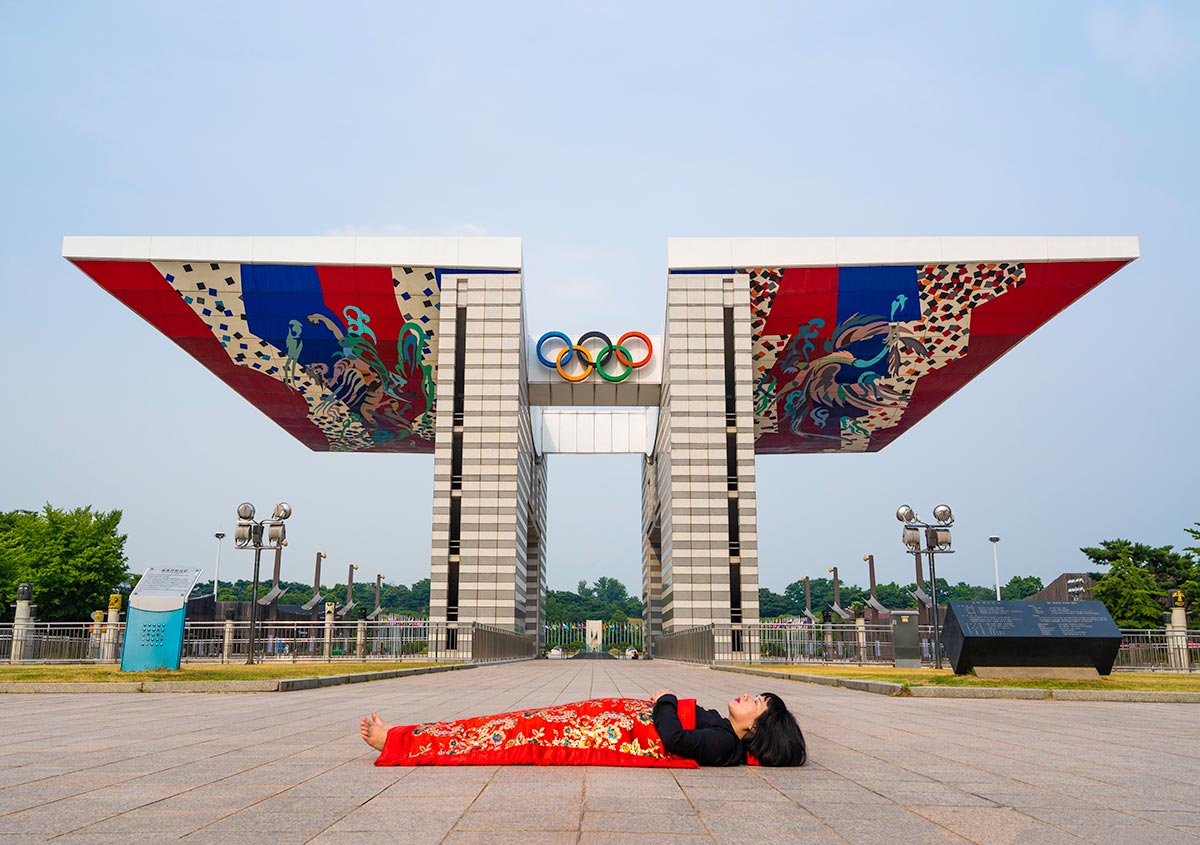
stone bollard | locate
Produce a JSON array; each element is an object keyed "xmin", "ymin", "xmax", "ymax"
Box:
[
  {"xmin": 356, "ymin": 609, "xmax": 367, "ymax": 660},
  {"xmin": 855, "ymin": 615, "xmax": 867, "ymax": 661},
  {"xmin": 101, "ymin": 594, "xmax": 122, "ymax": 662},
  {"xmin": 1167, "ymin": 600, "xmax": 1189, "ymax": 671},
  {"xmin": 324, "ymin": 602, "xmax": 335, "ymax": 661},
  {"xmin": 90, "ymin": 611, "xmax": 104, "ymax": 659},
  {"xmin": 11, "ymin": 583, "xmax": 34, "ymax": 663},
  {"xmin": 222, "ymin": 608, "xmax": 235, "ymax": 663}
]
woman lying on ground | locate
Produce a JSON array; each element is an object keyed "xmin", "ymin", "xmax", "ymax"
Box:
[{"xmin": 359, "ymin": 688, "xmax": 807, "ymax": 768}]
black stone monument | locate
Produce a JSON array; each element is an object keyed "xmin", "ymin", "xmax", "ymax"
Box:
[{"xmin": 941, "ymin": 600, "xmax": 1122, "ymax": 676}]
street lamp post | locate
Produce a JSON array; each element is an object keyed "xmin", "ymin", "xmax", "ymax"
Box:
[
  {"xmin": 989, "ymin": 536, "xmax": 1001, "ymax": 600},
  {"xmin": 212, "ymin": 532, "xmax": 225, "ymax": 598},
  {"xmin": 233, "ymin": 502, "xmax": 292, "ymax": 665},
  {"xmin": 897, "ymin": 504, "xmax": 955, "ymax": 670}
]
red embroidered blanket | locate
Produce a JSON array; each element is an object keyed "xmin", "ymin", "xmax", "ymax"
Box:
[{"xmin": 374, "ymin": 697, "xmax": 702, "ymax": 767}]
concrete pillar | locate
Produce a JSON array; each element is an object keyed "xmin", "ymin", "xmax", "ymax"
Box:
[
  {"xmin": 856, "ymin": 616, "xmax": 867, "ymax": 662},
  {"xmin": 11, "ymin": 583, "xmax": 34, "ymax": 663},
  {"xmin": 356, "ymin": 616, "xmax": 366, "ymax": 660},
  {"xmin": 1168, "ymin": 605, "xmax": 1189, "ymax": 670},
  {"xmin": 222, "ymin": 614, "xmax": 234, "ymax": 663},
  {"xmin": 101, "ymin": 594, "xmax": 121, "ymax": 662},
  {"xmin": 89, "ymin": 611, "xmax": 104, "ymax": 659},
  {"xmin": 324, "ymin": 602, "xmax": 335, "ymax": 660}
]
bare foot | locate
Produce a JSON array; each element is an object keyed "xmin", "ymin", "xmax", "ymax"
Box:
[{"xmin": 359, "ymin": 711, "xmax": 391, "ymax": 751}]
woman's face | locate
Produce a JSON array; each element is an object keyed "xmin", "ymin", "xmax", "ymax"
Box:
[{"xmin": 727, "ymin": 694, "xmax": 769, "ymax": 725}]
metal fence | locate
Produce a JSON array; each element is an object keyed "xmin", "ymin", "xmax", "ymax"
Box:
[
  {"xmin": 542, "ymin": 623, "xmax": 644, "ymax": 652},
  {"xmin": 4, "ymin": 620, "xmax": 1196, "ymax": 670},
  {"xmin": 1, "ymin": 620, "xmax": 536, "ymax": 665},
  {"xmin": 652, "ymin": 622, "xmax": 1200, "ymax": 671}
]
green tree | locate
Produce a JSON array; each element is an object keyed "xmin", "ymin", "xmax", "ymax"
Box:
[
  {"xmin": 592, "ymin": 577, "xmax": 629, "ymax": 606},
  {"xmin": 1081, "ymin": 540, "xmax": 1194, "ymax": 594},
  {"xmin": 0, "ymin": 506, "xmax": 131, "ymax": 621},
  {"xmin": 1093, "ymin": 558, "xmax": 1164, "ymax": 628},
  {"xmin": 758, "ymin": 587, "xmax": 789, "ymax": 618},
  {"xmin": 1000, "ymin": 575, "xmax": 1044, "ymax": 600},
  {"xmin": 1181, "ymin": 524, "xmax": 1200, "ymax": 622}
]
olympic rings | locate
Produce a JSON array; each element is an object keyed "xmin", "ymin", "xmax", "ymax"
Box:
[{"xmin": 536, "ymin": 331, "xmax": 653, "ymax": 383}]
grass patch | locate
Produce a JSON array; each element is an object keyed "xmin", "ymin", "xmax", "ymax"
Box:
[
  {"xmin": 0, "ymin": 662, "xmax": 452, "ymax": 683},
  {"xmin": 731, "ymin": 664, "xmax": 1200, "ymax": 692}
]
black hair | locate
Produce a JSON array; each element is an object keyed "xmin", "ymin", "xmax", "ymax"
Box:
[{"xmin": 745, "ymin": 692, "xmax": 806, "ymax": 767}]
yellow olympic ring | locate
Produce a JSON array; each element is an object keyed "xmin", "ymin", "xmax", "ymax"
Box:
[{"xmin": 556, "ymin": 344, "xmax": 594, "ymax": 383}]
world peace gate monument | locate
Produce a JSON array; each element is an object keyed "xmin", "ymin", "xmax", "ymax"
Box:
[{"xmin": 64, "ymin": 235, "xmax": 1138, "ymax": 649}]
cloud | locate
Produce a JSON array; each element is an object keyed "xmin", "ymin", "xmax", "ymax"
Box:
[
  {"xmin": 321, "ymin": 222, "xmax": 490, "ymax": 237},
  {"xmin": 1087, "ymin": 5, "xmax": 1189, "ymax": 80}
]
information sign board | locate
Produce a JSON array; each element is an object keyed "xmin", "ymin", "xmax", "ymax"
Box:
[
  {"xmin": 121, "ymin": 567, "xmax": 202, "ymax": 672},
  {"xmin": 941, "ymin": 601, "xmax": 1122, "ymax": 675}
]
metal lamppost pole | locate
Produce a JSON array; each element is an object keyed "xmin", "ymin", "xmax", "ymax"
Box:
[
  {"xmin": 247, "ymin": 524, "xmax": 265, "ymax": 664},
  {"xmin": 212, "ymin": 532, "xmax": 225, "ymax": 598},
  {"xmin": 234, "ymin": 502, "xmax": 292, "ymax": 665},
  {"xmin": 989, "ymin": 536, "xmax": 1001, "ymax": 600},
  {"xmin": 863, "ymin": 554, "xmax": 878, "ymax": 624},
  {"xmin": 897, "ymin": 504, "xmax": 955, "ymax": 670}
]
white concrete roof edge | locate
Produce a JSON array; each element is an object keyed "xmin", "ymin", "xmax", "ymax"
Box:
[
  {"xmin": 667, "ymin": 236, "xmax": 1140, "ymax": 269},
  {"xmin": 60, "ymin": 236, "xmax": 524, "ymax": 270}
]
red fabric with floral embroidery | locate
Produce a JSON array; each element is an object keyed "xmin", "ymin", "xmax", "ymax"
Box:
[{"xmin": 374, "ymin": 697, "xmax": 702, "ymax": 767}]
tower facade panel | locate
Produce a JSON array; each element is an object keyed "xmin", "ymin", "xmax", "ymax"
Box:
[{"xmin": 649, "ymin": 273, "xmax": 760, "ymax": 639}]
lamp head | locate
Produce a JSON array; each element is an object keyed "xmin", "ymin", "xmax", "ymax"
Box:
[
  {"xmin": 272, "ymin": 502, "xmax": 292, "ymax": 520},
  {"xmin": 236, "ymin": 502, "xmax": 255, "ymax": 520},
  {"xmin": 896, "ymin": 505, "xmax": 916, "ymax": 523},
  {"xmin": 319, "ymin": 552, "xmax": 327, "ymax": 559},
  {"xmin": 902, "ymin": 526, "xmax": 921, "ymax": 551},
  {"xmin": 988, "ymin": 535, "xmax": 1000, "ymax": 544},
  {"xmin": 215, "ymin": 532, "xmax": 225, "ymax": 540},
  {"xmin": 933, "ymin": 504, "xmax": 953, "ymax": 524}
]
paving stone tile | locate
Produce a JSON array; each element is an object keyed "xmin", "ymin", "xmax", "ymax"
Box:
[
  {"xmin": 1068, "ymin": 826, "xmax": 1200, "ymax": 845},
  {"xmin": 910, "ymin": 806, "xmax": 1094, "ymax": 845},
  {"xmin": 178, "ymin": 832, "xmax": 315, "ymax": 844},
  {"xmin": 307, "ymin": 833, "xmax": 446, "ymax": 845},
  {"xmin": 443, "ymin": 832, "xmax": 579, "ymax": 844},
  {"xmin": 579, "ymin": 834, "xmax": 715, "ymax": 845},
  {"xmin": 454, "ymin": 806, "xmax": 580, "ymax": 831},
  {"xmin": 360, "ymin": 793, "xmax": 475, "ymax": 812},
  {"xmin": 48, "ymin": 835, "xmax": 181, "ymax": 844},
  {"xmin": 700, "ymin": 814, "xmax": 830, "ymax": 835},
  {"xmin": 824, "ymin": 816, "xmax": 973, "ymax": 844},
  {"xmin": 326, "ymin": 808, "xmax": 461, "ymax": 832},
  {"xmin": 583, "ymin": 810, "xmax": 707, "ymax": 833},
  {"xmin": 583, "ymin": 796, "xmax": 691, "ymax": 814}
]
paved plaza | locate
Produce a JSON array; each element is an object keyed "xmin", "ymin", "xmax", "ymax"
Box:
[{"xmin": 1, "ymin": 661, "xmax": 1198, "ymax": 844}]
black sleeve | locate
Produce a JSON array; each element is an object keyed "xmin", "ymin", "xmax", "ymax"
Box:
[{"xmin": 652, "ymin": 694, "xmax": 741, "ymax": 766}]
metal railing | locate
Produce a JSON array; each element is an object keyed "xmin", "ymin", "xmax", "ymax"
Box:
[
  {"xmin": 4, "ymin": 620, "xmax": 1195, "ymax": 671},
  {"xmin": 1, "ymin": 620, "xmax": 536, "ymax": 665},
  {"xmin": 652, "ymin": 622, "xmax": 1200, "ymax": 671},
  {"xmin": 542, "ymin": 623, "xmax": 644, "ymax": 652},
  {"xmin": 1114, "ymin": 628, "xmax": 1199, "ymax": 671}
]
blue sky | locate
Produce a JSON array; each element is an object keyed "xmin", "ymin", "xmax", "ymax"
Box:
[{"xmin": 1, "ymin": 2, "xmax": 1197, "ymax": 598}]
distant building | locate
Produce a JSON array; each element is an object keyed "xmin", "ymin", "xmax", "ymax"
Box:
[{"xmin": 1024, "ymin": 573, "xmax": 1096, "ymax": 602}]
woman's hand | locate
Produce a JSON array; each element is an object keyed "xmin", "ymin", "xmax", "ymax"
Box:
[{"xmin": 651, "ymin": 688, "xmax": 675, "ymax": 705}]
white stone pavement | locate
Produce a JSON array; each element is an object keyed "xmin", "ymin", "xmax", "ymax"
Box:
[{"xmin": 1, "ymin": 660, "xmax": 1198, "ymax": 844}]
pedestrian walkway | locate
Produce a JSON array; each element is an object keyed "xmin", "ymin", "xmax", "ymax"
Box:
[{"xmin": 1, "ymin": 660, "xmax": 1198, "ymax": 844}]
